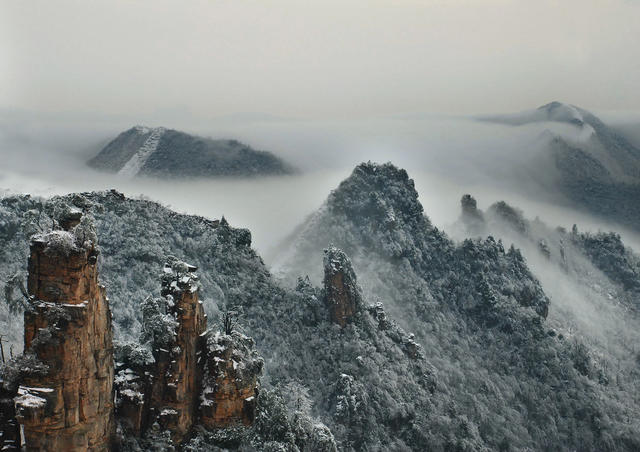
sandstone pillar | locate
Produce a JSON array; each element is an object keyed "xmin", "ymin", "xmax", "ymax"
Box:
[
  {"xmin": 199, "ymin": 330, "xmax": 262, "ymax": 428},
  {"xmin": 323, "ymin": 246, "xmax": 363, "ymax": 327},
  {"xmin": 15, "ymin": 224, "xmax": 114, "ymax": 451},
  {"xmin": 149, "ymin": 261, "xmax": 207, "ymax": 444}
]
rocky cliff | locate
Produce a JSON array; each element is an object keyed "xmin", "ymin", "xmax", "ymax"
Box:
[{"xmin": 15, "ymin": 216, "xmax": 115, "ymax": 451}]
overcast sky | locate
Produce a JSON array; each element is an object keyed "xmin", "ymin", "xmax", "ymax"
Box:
[{"xmin": 2, "ymin": 0, "xmax": 640, "ymax": 121}]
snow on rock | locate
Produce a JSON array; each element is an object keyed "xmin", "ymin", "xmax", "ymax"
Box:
[{"xmin": 14, "ymin": 386, "xmax": 48, "ymax": 409}]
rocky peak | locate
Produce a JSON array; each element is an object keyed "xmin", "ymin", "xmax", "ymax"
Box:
[
  {"xmin": 537, "ymin": 101, "xmax": 585, "ymax": 126},
  {"xmin": 16, "ymin": 214, "xmax": 115, "ymax": 451},
  {"xmin": 147, "ymin": 257, "xmax": 207, "ymax": 444},
  {"xmin": 323, "ymin": 246, "xmax": 363, "ymax": 327},
  {"xmin": 199, "ymin": 329, "xmax": 263, "ymax": 428},
  {"xmin": 461, "ymin": 194, "xmax": 481, "ymax": 218},
  {"xmin": 327, "ymin": 162, "xmax": 425, "ymax": 229},
  {"xmin": 115, "ymin": 260, "xmax": 264, "ymax": 445},
  {"xmin": 459, "ymin": 194, "xmax": 486, "ymax": 236}
]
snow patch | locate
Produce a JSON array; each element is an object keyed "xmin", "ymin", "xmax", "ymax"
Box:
[
  {"xmin": 118, "ymin": 127, "xmax": 166, "ymax": 178},
  {"xmin": 15, "ymin": 386, "xmax": 52, "ymax": 409}
]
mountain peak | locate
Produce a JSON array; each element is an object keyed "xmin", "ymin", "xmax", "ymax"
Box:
[
  {"xmin": 131, "ymin": 125, "xmax": 164, "ymax": 135},
  {"xmin": 88, "ymin": 126, "xmax": 294, "ymax": 179},
  {"xmin": 537, "ymin": 101, "xmax": 585, "ymax": 126},
  {"xmin": 326, "ymin": 161, "xmax": 424, "ymax": 227}
]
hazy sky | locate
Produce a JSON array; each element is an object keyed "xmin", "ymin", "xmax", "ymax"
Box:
[{"xmin": 2, "ymin": 0, "xmax": 640, "ymax": 120}]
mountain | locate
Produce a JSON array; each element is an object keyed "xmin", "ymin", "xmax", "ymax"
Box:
[
  {"xmin": 455, "ymin": 193, "xmax": 640, "ymax": 321},
  {"xmin": 87, "ymin": 126, "xmax": 295, "ymax": 178},
  {"xmin": 2, "ymin": 162, "xmax": 640, "ymax": 450},
  {"xmin": 273, "ymin": 162, "xmax": 640, "ymax": 450},
  {"xmin": 479, "ymin": 102, "xmax": 640, "ymax": 232}
]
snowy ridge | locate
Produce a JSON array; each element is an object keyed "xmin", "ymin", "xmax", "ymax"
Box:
[
  {"xmin": 541, "ymin": 102, "xmax": 584, "ymax": 125},
  {"xmin": 478, "ymin": 102, "xmax": 597, "ymax": 144},
  {"xmin": 118, "ymin": 127, "xmax": 166, "ymax": 177},
  {"xmin": 479, "ymin": 101, "xmax": 587, "ymax": 127}
]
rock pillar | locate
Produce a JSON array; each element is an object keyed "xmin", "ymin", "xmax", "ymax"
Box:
[
  {"xmin": 149, "ymin": 261, "xmax": 207, "ymax": 444},
  {"xmin": 15, "ymin": 222, "xmax": 114, "ymax": 451},
  {"xmin": 323, "ymin": 246, "xmax": 363, "ymax": 327}
]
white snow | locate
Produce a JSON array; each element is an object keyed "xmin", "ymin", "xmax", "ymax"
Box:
[
  {"xmin": 20, "ymin": 386, "xmax": 54, "ymax": 393},
  {"xmin": 118, "ymin": 127, "xmax": 166, "ymax": 178},
  {"xmin": 133, "ymin": 125, "xmax": 152, "ymax": 134},
  {"xmin": 15, "ymin": 386, "xmax": 52, "ymax": 409},
  {"xmin": 120, "ymin": 389, "xmax": 144, "ymax": 402}
]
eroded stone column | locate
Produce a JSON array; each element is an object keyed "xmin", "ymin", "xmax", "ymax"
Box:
[
  {"xmin": 323, "ymin": 246, "xmax": 363, "ymax": 327},
  {"xmin": 15, "ymin": 221, "xmax": 114, "ymax": 451},
  {"xmin": 199, "ymin": 330, "xmax": 262, "ymax": 428},
  {"xmin": 149, "ymin": 261, "xmax": 207, "ymax": 444}
]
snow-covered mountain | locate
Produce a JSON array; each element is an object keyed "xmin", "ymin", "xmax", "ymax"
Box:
[
  {"xmin": 87, "ymin": 126, "xmax": 295, "ymax": 178},
  {"xmin": 3, "ymin": 162, "xmax": 640, "ymax": 450},
  {"xmin": 480, "ymin": 102, "xmax": 640, "ymax": 232}
]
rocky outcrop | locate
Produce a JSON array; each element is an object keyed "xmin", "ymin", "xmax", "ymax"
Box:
[
  {"xmin": 15, "ymin": 218, "xmax": 114, "ymax": 451},
  {"xmin": 459, "ymin": 194, "xmax": 487, "ymax": 236},
  {"xmin": 323, "ymin": 246, "xmax": 363, "ymax": 327},
  {"xmin": 5, "ymin": 212, "xmax": 265, "ymax": 448},
  {"xmin": 199, "ymin": 330, "xmax": 262, "ymax": 428},
  {"xmin": 147, "ymin": 259, "xmax": 207, "ymax": 444},
  {"xmin": 113, "ymin": 259, "xmax": 266, "ymax": 445}
]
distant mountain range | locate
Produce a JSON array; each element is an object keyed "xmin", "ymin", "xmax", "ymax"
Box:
[
  {"xmin": 480, "ymin": 102, "xmax": 640, "ymax": 232},
  {"xmin": 87, "ymin": 126, "xmax": 295, "ymax": 178}
]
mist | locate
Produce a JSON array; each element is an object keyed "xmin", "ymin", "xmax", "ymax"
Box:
[
  {"xmin": 2, "ymin": 0, "xmax": 640, "ymax": 257},
  {"xmin": 4, "ymin": 109, "xmax": 640, "ymax": 261}
]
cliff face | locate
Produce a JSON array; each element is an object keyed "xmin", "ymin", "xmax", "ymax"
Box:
[
  {"xmin": 323, "ymin": 246, "xmax": 363, "ymax": 327},
  {"xmin": 148, "ymin": 260, "xmax": 207, "ymax": 443},
  {"xmin": 15, "ymin": 222, "xmax": 114, "ymax": 451},
  {"xmin": 199, "ymin": 331, "xmax": 262, "ymax": 428}
]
